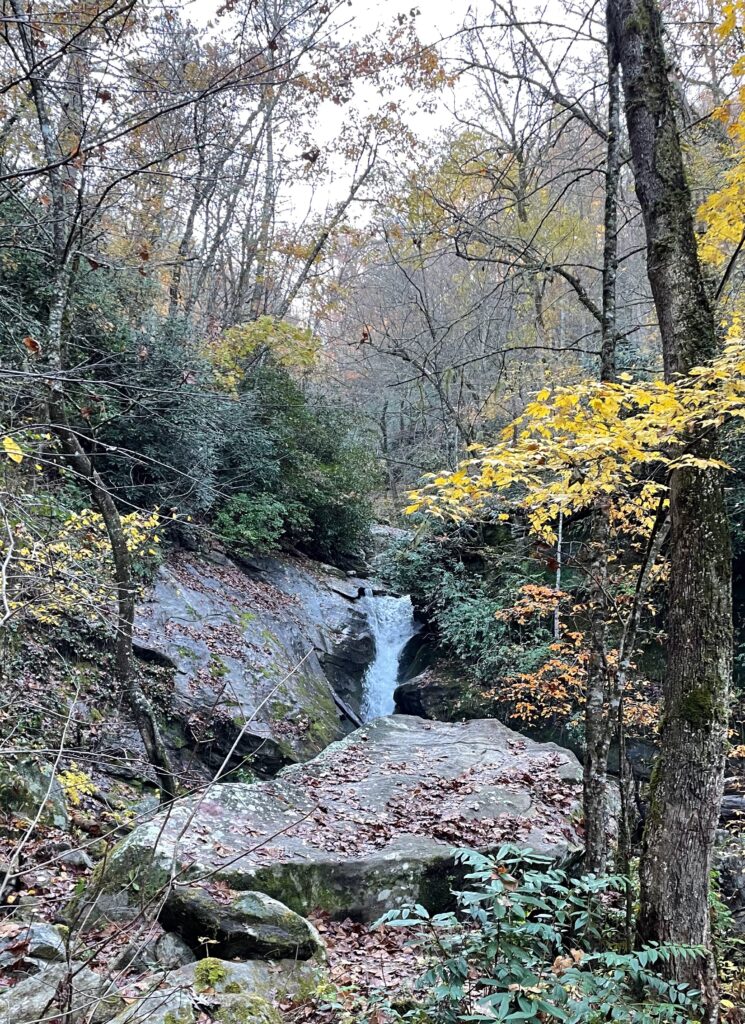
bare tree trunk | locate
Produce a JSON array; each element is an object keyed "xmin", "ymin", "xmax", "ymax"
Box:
[
  {"xmin": 609, "ymin": 0, "xmax": 732, "ymax": 1013},
  {"xmin": 277, "ymin": 154, "xmax": 376, "ymax": 319},
  {"xmin": 248, "ymin": 95, "xmax": 275, "ymax": 321},
  {"xmin": 582, "ymin": 37, "xmax": 621, "ymax": 874}
]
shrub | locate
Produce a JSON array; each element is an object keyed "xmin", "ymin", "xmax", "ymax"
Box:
[
  {"xmin": 375, "ymin": 846, "xmax": 702, "ymax": 1023},
  {"xmin": 214, "ymin": 493, "xmax": 308, "ymax": 553}
]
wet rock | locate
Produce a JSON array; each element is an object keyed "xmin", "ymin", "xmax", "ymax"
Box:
[
  {"xmin": 0, "ymin": 757, "xmax": 69, "ymax": 831},
  {"xmin": 160, "ymin": 885, "xmax": 324, "ymax": 960},
  {"xmin": 88, "ymin": 716, "xmax": 583, "ymax": 924},
  {"xmin": 0, "ymin": 960, "xmax": 123, "ymax": 1023}
]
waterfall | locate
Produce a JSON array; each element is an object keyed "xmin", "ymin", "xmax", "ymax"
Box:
[{"xmin": 360, "ymin": 593, "xmax": 418, "ymax": 720}]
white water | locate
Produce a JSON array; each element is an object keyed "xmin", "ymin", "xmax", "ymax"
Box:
[{"xmin": 360, "ymin": 593, "xmax": 418, "ymax": 720}]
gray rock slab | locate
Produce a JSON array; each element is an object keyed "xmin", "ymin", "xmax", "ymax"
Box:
[{"xmin": 88, "ymin": 716, "xmax": 583, "ymax": 923}]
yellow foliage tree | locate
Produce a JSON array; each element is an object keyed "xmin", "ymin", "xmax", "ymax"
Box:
[
  {"xmin": 206, "ymin": 316, "xmax": 320, "ymax": 393},
  {"xmin": 406, "ymin": 339, "xmax": 745, "ymax": 541},
  {"xmin": 697, "ymin": 0, "xmax": 745, "ymax": 310}
]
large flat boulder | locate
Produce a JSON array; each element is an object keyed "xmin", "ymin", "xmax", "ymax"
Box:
[
  {"xmin": 133, "ymin": 552, "xmax": 372, "ymax": 775},
  {"xmin": 86, "ymin": 716, "xmax": 583, "ymax": 923}
]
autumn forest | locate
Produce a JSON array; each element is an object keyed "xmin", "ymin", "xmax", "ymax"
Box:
[{"xmin": 1, "ymin": 0, "xmax": 745, "ymax": 1022}]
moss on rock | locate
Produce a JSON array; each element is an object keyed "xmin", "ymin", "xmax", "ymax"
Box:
[{"xmin": 215, "ymin": 994, "xmax": 281, "ymax": 1024}]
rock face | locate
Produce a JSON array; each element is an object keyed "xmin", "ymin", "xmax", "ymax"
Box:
[
  {"xmin": 133, "ymin": 551, "xmax": 374, "ymax": 776},
  {"xmin": 89, "ymin": 716, "xmax": 583, "ymax": 924},
  {"xmin": 236, "ymin": 552, "xmax": 374, "ymax": 714},
  {"xmin": 394, "ymin": 663, "xmax": 471, "ymax": 721}
]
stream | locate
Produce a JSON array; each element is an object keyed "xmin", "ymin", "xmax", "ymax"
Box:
[{"xmin": 359, "ymin": 593, "xmax": 418, "ymax": 720}]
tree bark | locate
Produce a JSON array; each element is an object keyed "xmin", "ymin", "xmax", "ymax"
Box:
[
  {"xmin": 582, "ymin": 36, "xmax": 620, "ymax": 875},
  {"xmin": 608, "ymin": 0, "xmax": 732, "ymax": 1013}
]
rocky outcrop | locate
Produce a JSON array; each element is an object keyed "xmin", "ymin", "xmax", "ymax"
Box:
[
  {"xmin": 86, "ymin": 716, "xmax": 583, "ymax": 924},
  {"xmin": 131, "ymin": 551, "xmax": 375, "ymax": 777}
]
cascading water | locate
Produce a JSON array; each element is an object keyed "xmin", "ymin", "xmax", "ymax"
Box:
[{"xmin": 359, "ymin": 593, "xmax": 418, "ymax": 720}]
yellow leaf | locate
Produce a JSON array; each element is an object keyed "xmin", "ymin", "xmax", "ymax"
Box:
[{"xmin": 3, "ymin": 436, "xmax": 23, "ymax": 463}]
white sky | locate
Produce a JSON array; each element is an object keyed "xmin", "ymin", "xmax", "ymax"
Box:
[{"xmin": 182, "ymin": 0, "xmax": 489, "ymax": 219}]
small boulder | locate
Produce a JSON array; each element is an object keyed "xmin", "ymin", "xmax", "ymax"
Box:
[
  {"xmin": 59, "ymin": 848, "xmax": 95, "ymax": 870},
  {"xmin": 107, "ymin": 987, "xmax": 194, "ymax": 1024},
  {"xmin": 0, "ymin": 960, "xmax": 122, "ymax": 1023},
  {"xmin": 107, "ymin": 957, "xmax": 324, "ymax": 1024},
  {"xmin": 0, "ymin": 921, "xmax": 66, "ymax": 970},
  {"xmin": 155, "ymin": 931, "xmax": 197, "ymax": 969},
  {"xmin": 160, "ymin": 885, "xmax": 324, "ymax": 960},
  {"xmin": 0, "ymin": 758, "xmax": 69, "ymax": 831},
  {"xmin": 180, "ymin": 955, "xmax": 323, "ymax": 1006},
  {"xmin": 113, "ymin": 930, "xmax": 195, "ymax": 973}
]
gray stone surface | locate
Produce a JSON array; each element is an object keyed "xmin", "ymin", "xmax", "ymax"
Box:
[
  {"xmin": 160, "ymin": 884, "xmax": 325, "ymax": 960},
  {"xmin": 133, "ymin": 552, "xmax": 374, "ymax": 776},
  {"xmin": 232, "ymin": 552, "xmax": 374, "ymax": 712},
  {"xmin": 113, "ymin": 930, "xmax": 196, "ymax": 973},
  {"xmin": 107, "ymin": 986, "xmax": 195, "ymax": 1024},
  {"xmin": 107, "ymin": 957, "xmax": 324, "ymax": 1024},
  {"xmin": 0, "ymin": 921, "xmax": 66, "ymax": 968},
  {"xmin": 0, "ymin": 758, "xmax": 69, "ymax": 831},
  {"xmin": 90, "ymin": 716, "xmax": 583, "ymax": 923},
  {"xmin": 0, "ymin": 960, "xmax": 123, "ymax": 1024}
]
